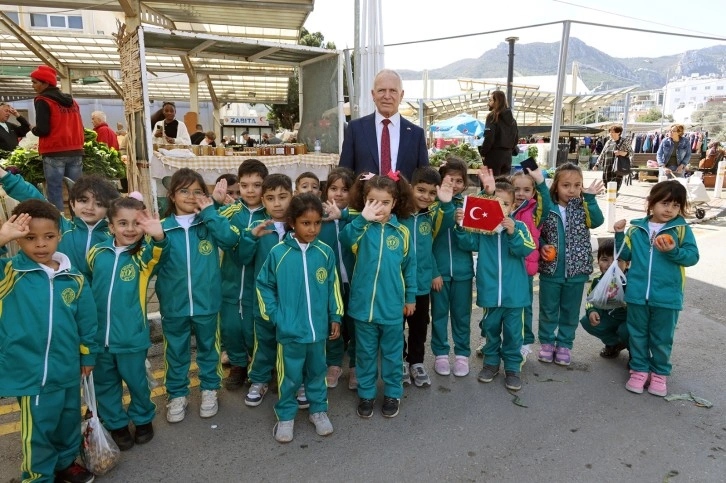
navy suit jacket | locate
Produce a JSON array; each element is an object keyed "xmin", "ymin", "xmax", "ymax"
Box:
[{"xmin": 339, "ymin": 113, "xmax": 429, "ymax": 181}]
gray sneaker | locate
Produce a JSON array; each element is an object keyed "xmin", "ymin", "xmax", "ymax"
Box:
[
  {"xmin": 273, "ymin": 420, "xmax": 294, "ymax": 443},
  {"xmin": 308, "ymin": 412, "xmax": 334, "ymax": 436},
  {"xmin": 245, "ymin": 383, "xmax": 268, "ymax": 407},
  {"xmin": 402, "ymin": 363, "xmax": 411, "ymax": 386},
  {"xmin": 410, "ymin": 363, "xmax": 431, "ymax": 387},
  {"xmin": 504, "ymin": 371, "xmax": 522, "ymax": 391},
  {"xmin": 477, "ymin": 365, "xmax": 499, "ymax": 383}
]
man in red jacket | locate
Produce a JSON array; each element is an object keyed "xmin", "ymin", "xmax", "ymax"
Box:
[
  {"xmin": 30, "ymin": 65, "xmax": 85, "ymax": 211},
  {"xmin": 91, "ymin": 111, "xmax": 119, "ymax": 150}
]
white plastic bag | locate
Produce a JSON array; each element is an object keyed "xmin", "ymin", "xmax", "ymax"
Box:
[
  {"xmin": 81, "ymin": 373, "xmax": 121, "ymax": 475},
  {"xmin": 586, "ymin": 241, "xmax": 627, "ymax": 309}
]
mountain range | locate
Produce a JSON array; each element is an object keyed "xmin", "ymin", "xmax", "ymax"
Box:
[{"xmin": 398, "ymin": 38, "xmax": 726, "ymax": 92}]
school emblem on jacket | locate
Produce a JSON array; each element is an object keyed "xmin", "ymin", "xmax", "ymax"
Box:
[
  {"xmin": 316, "ymin": 267, "xmax": 328, "ymax": 284},
  {"xmin": 61, "ymin": 288, "xmax": 76, "ymax": 306},
  {"xmin": 198, "ymin": 240, "xmax": 213, "ymax": 255},
  {"xmin": 419, "ymin": 221, "xmax": 432, "ymax": 236},
  {"xmin": 119, "ymin": 263, "xmax": 136, "ymax": 282},
  {"xmin": 386, "ymin": 235, "xmax": 400, "ymax": 250}
]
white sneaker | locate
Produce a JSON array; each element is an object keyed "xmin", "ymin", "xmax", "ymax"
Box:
[
  {"xmin": 410, "ymin": 363, "xmax": 431, "ymax": 387},
  {"xmin": 200, "ymin": 390, "xmax": 218, "ymax": 418},
  {"xmin": 402, "ymin": 363, "xmax": 411, "ymax": 386},
  {"xmin": 166, "ymin": 396, "xmax": 187, "ymax": 423},
  {"xmin": 273, "ymin": 420, "xmax": 294, "ymax": 443},
  {"xmin": 245, "ymin": 383, "xmax": 268, "ymax": 407},
  {"xmin": 520, "ymin": 344, "xmax": 532, "ymax": 361},
  {"xmin": 296, "ymin": 384, "xmax": 310, "ymax": 410},
  {"xmin": 308, "ymin": 412, "xmax": 334, "ymax": 436}
]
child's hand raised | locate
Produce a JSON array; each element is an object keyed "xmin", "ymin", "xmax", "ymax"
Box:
[
  {"xmin": 211, "ymin": 178, "xmax": 228, "ymax": 205},
  {"xmin": 478, "ymin": 167, "xmax": 495, "ymax": 194},
  {"xmin": 251, "ymin": 219, "xmax": 275, "ymax": 238},
  {"xmin": 436, "ymin": 175, "xmax": 455, "ymax": 203},
  {"xmin": 195, "ymin": 194, "xmax": 213, "ymax": 212},
  {"xmin": 583, "ymin": 179, "xmax": 604, "ymax": 195},
  {"xmin": 136, "ymin": 209, "xmax": 164, "ymax": 241},
  {"xmin": 613, "ymin": 219, "xmax": 627, "ymax": 233},
  {"xmin": 500, "ymin": 217, "xmax": 515, "ymax": 235},
  {"xmin": 0, "ymin": 213, "xmax": 31, "ymax": 245},
  {"xmin": 361, "ymin": 199, "xmax": 384, "ymax": 222},
  {"xmin": 323, "ymin": 200, "xmax": 341, "ymax": 220},
  {"xmin": 528, "ymin": 165, "xmax": 545, "ymax": 184}
]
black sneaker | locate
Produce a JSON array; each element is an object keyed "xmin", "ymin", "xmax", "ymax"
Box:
[
  {"xmin": 381, "ymin": 397, "xmax": 400, "ymax": 418},
  {"xmin": 599, "ymin": 342, "xmax": 627, "ymax": 359},
  {"xmin": 477, "ymin": 364, "xmax": 499, "ymax": 383},
  {"xmin": 504, "ymin": 371, "xmax": 522, "ymax": 391},
  {"xmin": 134, "ymin": 422, "xmax": 154, "ymax": 445},
  {"xmin": 357, "ymin": 398, "xmax": 374, "ymax": 418},
  {"xmin": 224, "ymin": 365, "xmax": 247, "ymax": 389},
  {"xmin": 55, "ymin": 462, "xmax": 95, "ymax": 483},
  {"xmin": 110, "ymin": 426, "xmax": 134, "ymax": 451}
]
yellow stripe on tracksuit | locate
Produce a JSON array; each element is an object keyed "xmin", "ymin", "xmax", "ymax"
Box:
[
  {"xmin": 215, "ymin": 315, "xmax": 224, "ymax": 380},
  {"xmin": 275, "ymin": 343, "xmax": 285, "ymax": 398},
  {"xmin": 20, "ymin": 396, "xmax": 41, "ymax": 482}
]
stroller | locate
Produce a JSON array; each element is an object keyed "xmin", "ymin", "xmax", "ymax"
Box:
[{"xmin": 673, "ymin": 172, "xmax": 711, "ymax": 219}]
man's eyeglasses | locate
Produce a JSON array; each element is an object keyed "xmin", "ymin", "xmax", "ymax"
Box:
[{"xmin": 177, "ymin": 188, "xmax": 205, "ymax": 197}]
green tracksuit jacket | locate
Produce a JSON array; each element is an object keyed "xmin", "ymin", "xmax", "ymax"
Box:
[
  {"xmin": 400, "ymin": 201, "xmax": 455, "ymax": 295},
  {"xmin": 432, "ymin": 194, "xmax": 473, "ymax": 281},
  {"xmin": 615, "ymin": 215, "xmax": 699, "ymax": 310},
  {"xmin": 156, "ymin": 206, "xmax": 240, "ymax": 317},
  {"xmin": 455, "ymin": 218, "xmax": 535, "ymax": 308},
  {"xmin": 256, "ymin": 233, "xmax": 343, "ymax": 344},
  {"xmin": 340, "ymin": 214, "xmax": 417, "ymax": 324},
  {"xmin": 0, "ymin": 251, "xmax": 98, "ymax": 396},
  {"xmin": 319, "ymin": 218, "xmax": 356, "ymax": 286},
  {"xmin": 87, "ymin": 237, "xmax": 168, "ymax": 353}
]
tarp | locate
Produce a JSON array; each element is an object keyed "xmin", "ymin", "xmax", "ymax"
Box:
[
  {"xmin": 430, "ymin": 113, "xmax": 484, "ymax": 138},
  {"xmin": 518, "ymin": 124, "xmax": 604, "ymax": 137}
]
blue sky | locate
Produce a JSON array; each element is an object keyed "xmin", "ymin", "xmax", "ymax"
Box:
[{"xmin": 304, "ymin": 0, "xmax": 726, "ymax": 71}]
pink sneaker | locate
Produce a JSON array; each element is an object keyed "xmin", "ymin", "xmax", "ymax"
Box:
[
  {"xmin": 453, "ymin": 356, "xmax": 469, "ymax": 377},
  {"xmin": 554, "ymin": 346, "xmax": 571, "ymax": 366},
  {"xmin": 625, "ymin": 370, "xmax": 649, "ymax": 394},
  {"xmin": 326, "ymin": 366, "xmax": 342, "ymax": 388},
  {"xmin": 434, "ymin": 355, "xmax": 451, "ymax": 376},
  {"xmin": 647, "ymin": 373, "xmax": 667, "ymax": 397},
  {"xmin": 537, "ymin": 344, "xmax": 555, "ymax": 363}
]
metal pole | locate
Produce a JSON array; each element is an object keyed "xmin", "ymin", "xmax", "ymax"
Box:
[
  {"xmin": 505, "ymin": 37, "xmax": 518, "ymax": 109},
  {"xmin": 352, "ymin": 0, "xmax": 361, "ymax": 120},
  {"xmin": 660, "ymin": 67, "xmax": 669, "ymax": 133},
  {"xmin": 549, "ymin": 21, "xmax": 570, "ymax": 168},
  {"xmin": 715, "ymin": 160, "xmax": 726, "ymax": 199},
  {"xmin": 605, "ymin": 181, "xmax": 617, "ymax": 232},
  {"xmin": 622, "ymin": 92, "xmax": 631, "ymax": 137}
]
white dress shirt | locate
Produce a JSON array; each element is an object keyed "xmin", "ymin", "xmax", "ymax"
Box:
[{"xmin": 374, "ymin": 111, "xmax": 401, "ymax": 173}]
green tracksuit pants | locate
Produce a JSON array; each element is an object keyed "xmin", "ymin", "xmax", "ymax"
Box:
[
  {"xmin": 94, "ymin": 350, "xmax": 155, "ymax": 431},
  {"xmin": 326, "ymin": 287, "xmax": 355, "ymax": 368},
  {"xmin": 430, "ymin": 279, "xmax": 473, "ymax": 357},
  {"xmin": 523, "ymin": 276, "xmax": 535, "ymax": 345},
  {"xmin": 248, "ymin": 316, "xmax": 277, "ymax": 384},
  {"xmin": 481, "ymin": 307, "xmax": 525, "ymax": 373},
  {"xmin": 162, "ymin": 313, "xmax": 222, "ymax": 399},
  {"xmin": 18, "ymin": 387, "xmax": 81, "ymax": 482},
  {"xmin": 580, "ymin": 312, "xmax": 629, "ymax": 347},
  {"xmin": 274, "ymin": 340, "xmax": 328, "ymax": 421},
  {"xmin": 627, "ymin": 303, "xmax": 679, "ymax": 376},
  {"xmin": 538, "ymin": 278, "xmax": 586, "ymax": 349},
  {"xmin": 355, "ymin": 320, "xmax": 403, "ymax": 400},
  {"xmin": 220, "ymin": 300, "xmax": 254, "ymax": 367}
]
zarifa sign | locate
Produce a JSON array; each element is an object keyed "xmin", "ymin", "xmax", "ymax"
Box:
[{"xmin": 223, "ymin": 116, "xmax": 269, "ymax": 126}]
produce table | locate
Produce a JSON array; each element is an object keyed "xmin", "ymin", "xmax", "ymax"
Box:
[{"xmin": 151, "ymin": 152, "xmax": 340, "ymax": 185}]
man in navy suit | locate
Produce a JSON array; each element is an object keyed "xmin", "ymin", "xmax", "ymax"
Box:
[{"xmin": 339, "ymin": 69, "xmax": 428, "ymax": 181}]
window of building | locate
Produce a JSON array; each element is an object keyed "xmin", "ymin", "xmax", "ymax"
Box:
[
  {"xmin": 691, "ymin": 86, "xmax": 697, "ymax": 91},
  {"xmin": 717, "ymin": 86, "xmax": 724, "ymax": 91},
  {"xmin": 705, "ymin": 86, "xmax": 711, "ymax": 90},
  {"xmin": 2, "ymin": 11, "xmax": 19, "ymax": 24},
  {"xmin": 30, "ymin": 13, "xmax": 83, "ymax": 30},
  {"xmin": 674, "ymin": 88, "xmax": 681, "ymax": 92}
]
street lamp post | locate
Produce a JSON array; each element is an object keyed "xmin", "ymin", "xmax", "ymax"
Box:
[{"xmin": 660, "ymin": 66, "xmax": 670, "ymax": 133}]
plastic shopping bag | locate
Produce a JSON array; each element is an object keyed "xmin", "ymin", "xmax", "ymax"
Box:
[
  {"xmin": 145, "ymin": 358, "xmax": 159, "ymax": 389},
  {"xmin": 586, "ymin": 242, "xmax": 627, "ymax": 310},
  {"xmin": 81, "ymin": 373, "xmax": 121, "ymax": 475}
]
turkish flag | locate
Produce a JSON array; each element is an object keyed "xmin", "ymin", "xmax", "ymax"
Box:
[{"xmin": 461, "ymin": 196, "xmax": 505, "ymax": 233}]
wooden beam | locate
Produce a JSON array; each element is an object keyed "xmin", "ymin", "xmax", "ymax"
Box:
[
  {"xmin": 247, "ymin": 47, "xmax": 280, "ymax": 62},
  {"xmin": 0, "ymin": 12, "xmax": 69, "ymax": 79},
  {"xmin": 180, "ymin": 55, "xmax": 197, "ymax": 83},
  {"xmin": 101, "ymin": 72, "xmax": 124, "ymax": 98},
  {"xmin": 204, "ymin": 76, "xmax": 220, "ymax": 110},
  {"xmin": 188, "ymin": 40, "xmax": 217, "ymax": 57}
]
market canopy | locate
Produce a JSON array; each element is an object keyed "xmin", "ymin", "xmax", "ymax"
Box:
[
  {"xmin": 517, "ymin": 124, "xmax": 605, "ymax": 137},
  {"xmin": 429, "ymin": 113, "xmax": 484, "ymax": 138}
]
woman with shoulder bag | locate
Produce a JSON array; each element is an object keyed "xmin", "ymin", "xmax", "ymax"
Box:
[
  {"xmin": 478, "ymin": 90, "xmax": 519, "ymax": 176},
  {"xmin": 594, "ymin": 125, "xmax": 631, "ymax": 192}
]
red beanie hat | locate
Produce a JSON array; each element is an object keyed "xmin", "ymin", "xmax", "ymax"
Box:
[{"xmin": 30, "ymin": 65, "xmax": 57, "ymax": 87}]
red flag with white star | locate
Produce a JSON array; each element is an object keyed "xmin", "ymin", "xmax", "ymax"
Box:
[{"xmin": 461, "ymin": 196, "xmax": 505, "ymax": 233}]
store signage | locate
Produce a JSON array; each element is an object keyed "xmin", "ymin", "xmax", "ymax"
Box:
[{"xmin": 223, "ymin": 116, "xmax": 269, "ymax": 126}]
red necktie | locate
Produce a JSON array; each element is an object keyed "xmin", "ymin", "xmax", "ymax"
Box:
[{"xmin": 380, "ymin": 119, "xmax": 392, "ymax": 176}]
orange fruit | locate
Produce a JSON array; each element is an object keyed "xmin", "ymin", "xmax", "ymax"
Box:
[
  {"xmin": 656, "ymin": 234, "xmax": 674, "ymax": 246},
  {"xmin": 541, "ymin": 245, "xmax": 557, "ymax": 262}
]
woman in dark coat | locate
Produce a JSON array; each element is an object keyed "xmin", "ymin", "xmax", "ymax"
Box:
[{"xmin": 478, "ymin": 90, "xmax": 519, "ymax": 176}]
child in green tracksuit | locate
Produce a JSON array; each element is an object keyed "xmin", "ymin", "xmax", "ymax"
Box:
[
  {"xmin": 614, "ymin": 180, "xmax": 699, "ymax": 397},
  {"xmin": 217, "ymin": 159, "xmax": 268, "ymax": 388},
  {"xmin": 430, "ymin": 157, "xmax": 474, "ymax": 378},
  {"xmin": 256, "ymin": 193, "xmax": 343, "ymax": 443},
  {"xmin": 340, "ymin": 172, "xmax": 416, "ymax": 419},
  {"xmin": 0, "ymin": 199, "xmax": 98, "ymax": 483},
  {"xmin": 400, "ymin": 167, "xmax": 455, "ymax": 388},
  {"xmin": 0, "ymin": 167, "xmax": 120, "ymax": 276},
  {"xmin": 86, "ymin": 197, "xmax": 167, "ymax": 451},
  {"xmin": 319, "ymin": 168, "xmax": 358, "ymax": 389},
  {"xmin": 156, "ymin": 168, "xmax": 241, "ymax": 424},
  {"xmin": 580, "ymin": 238, "xmax": 630, "ymax": 359},
  {"xmin": 235, "ymin": 174, "xmax": 294, "ymax": 407},
  {"xmin": 537, "ymin": 163, "xmax": 604, "ymax": 366},
  {"xmin": 454, "ymin": 182, "xmax": 535, "ymax": 391}
]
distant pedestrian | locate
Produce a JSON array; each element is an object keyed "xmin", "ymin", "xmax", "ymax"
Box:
[
  {"xmin": 0, "ymin": 102, "xmax": 31, "ymax": 151},
  {"xmin": 91, "ymin": 111, "xmax": 119, "ymax": 150},
  {"xmin": 478, "ymin": 90, "xmax": 519, "ymax": 176}
]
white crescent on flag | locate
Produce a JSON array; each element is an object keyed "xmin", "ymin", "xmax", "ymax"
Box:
[{"xmin": 469, "ymin": 207, "xmax": 486, "ymax": 220}]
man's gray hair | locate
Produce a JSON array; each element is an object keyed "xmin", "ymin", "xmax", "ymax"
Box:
[
  {"xmin": 374, "ymin": 69, "xmax": 403, "ymax": 89},
  {"xmin": 91, "ymin": 110, "xmax": 106, "ymax": 122}
]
